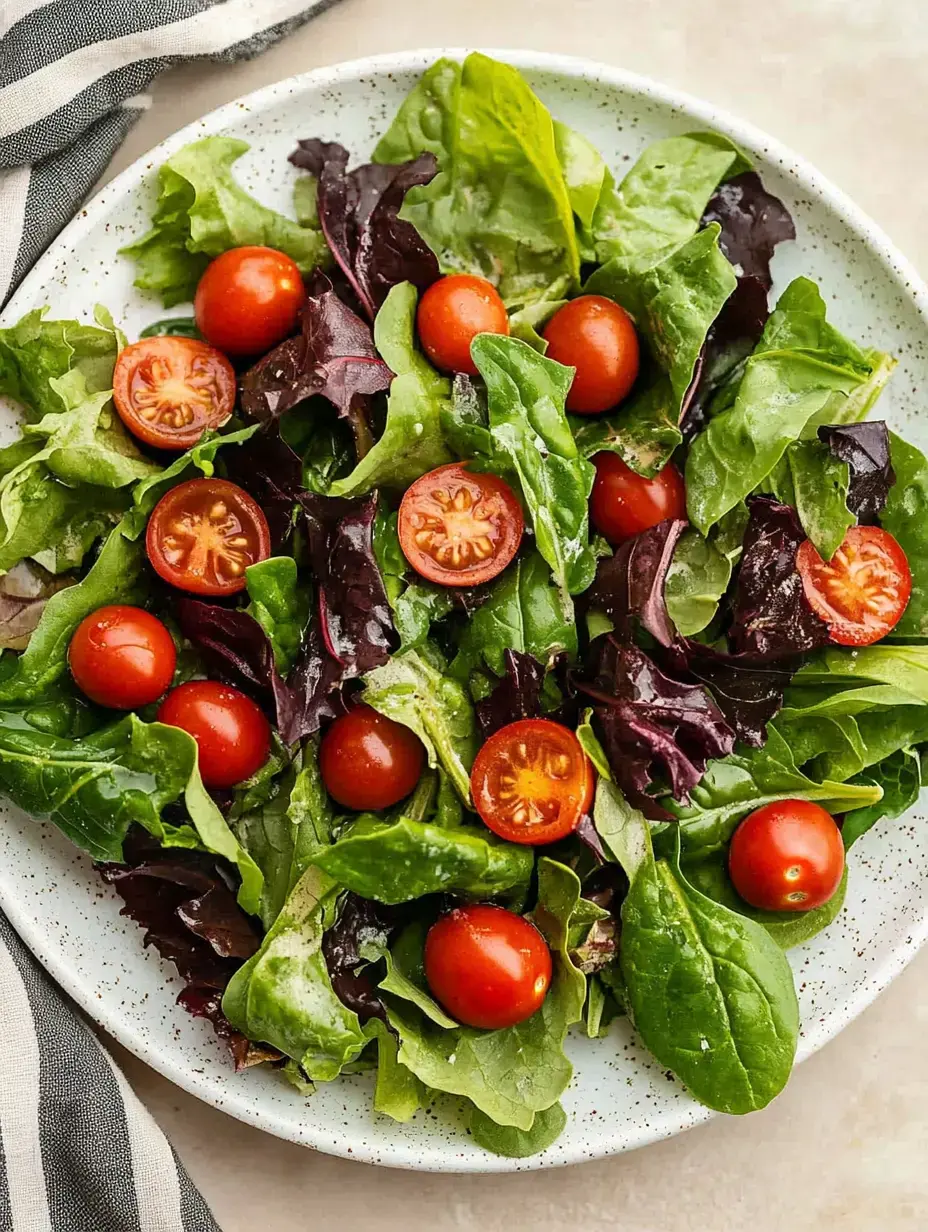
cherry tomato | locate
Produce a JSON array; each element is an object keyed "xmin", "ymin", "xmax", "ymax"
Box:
[
  {"xmin": 471, "ymin": 718, "xmax": 593, "ymax": 846},
  {"xmin": 145, "ymin": 478, "xmax": 271, "ymax": 597},
  {"xmin": 796, "ymin": 525, "xmax": 911, "ymax": 647},
  {"xmin": 68, "ymin": 605, "xmax": 176, "ymax": 709},
  {"xmin": 157, "ymin": 680, "xmax": 270, "ymax": 788},
  {"xmin": 416, "ymin": 274, "xmax": 509, "ymax": 375},
  {"xmin": 589, "ymin": 451, "xmax": 686, "ymax": 545},
  {"xmin": 542, "ymin": 295, "xmax": 640, "ymax": 414},
  {"xmin": 424, "ymin": 904, "xmax": 552, "ymax": 1029},
  {"xmin": 728, "ymin": 799, "xmax": 845, "ymax": 912},
  {"xmin": 398, "ymin": 462, "xmax": 523, "ymax": 587},
  {"xmin": 319, "ymin": 705, "xmax": 425, "ymax": 811},
  {"xmin": 194, "ymin": 246, "xmax": 306, "ymax": 357},
  {"xmin": 112, "ymin": 337, "xmax": 235, "ymax": 451}
]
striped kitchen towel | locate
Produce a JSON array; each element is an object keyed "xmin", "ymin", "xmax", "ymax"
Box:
[
  {"xmin": 0, "ymin": 2, "xmax": 340, "ymax": 1228},
  {"xmin": 0, "ymin": 0, "xmax": 340, "ymax": 308}
]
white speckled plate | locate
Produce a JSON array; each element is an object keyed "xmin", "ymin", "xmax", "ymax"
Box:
[{"xmin": 2, "ymin": 49, "xmax": 928, "ymax": 1173}]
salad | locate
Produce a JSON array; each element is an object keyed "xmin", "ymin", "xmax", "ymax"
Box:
[{"xmin": 0, "ymin": 50, "xmax": 925, "ymax": 1159}]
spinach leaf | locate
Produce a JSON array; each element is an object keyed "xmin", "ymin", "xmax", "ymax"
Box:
[
  {"xmin": 685, "ymin": 857, "xmax": 848, "ymax": 950},
  {"xmin": 578, "ymin": 226, "xmax": 737, "ymax": 476},
  {"xmin": 362, "ymin": 642, "xmax": 478, "ymax": 804},
  {"xmin": 842, "ymin": 747, "xmax": 922, "ymax": 850},
  {"xmin": 664, "ymin": 528, "xmax": 733, "ymax": 637},
  {"xmin": 0, "ymin": 304, "xmax": 123, "ymax": 423},
  {"xmin": 532, "ymin": 857, "xmax": 605, "ymax": 1022},
  {"xmin": 763, "ymin": 439, "xmax": 854, "ymax": 561},
  {"xmin": 881, "ymin": 432, "xmax": 928, "ymax": 639},
  {"xmin": 469, "ymin": 1102, "xmax": 567, "ymax": 1159},
  {"xmin": 312, "ymin": 816, "xmax": 532, "ymax": 904},
  {"xmin": 792, "ymin": 643, "xmax": 928, "ymax": 700},
  {"xmin": 449, "ymin": 550, "xmax": 576, "ymax": 680},
  {"xmin": 221, "ymin": 865, "xmax": 367, "ymax": 1081},
  {"xmin": 245, "ymin": 556, "xmax": 309, "ymax": 676},
  {"xmin": 139, "ymin": 316, "xmax": 201, "ymax": 340},
  {"xmin": 120, "ymin": 136, "xmax": 329, "ymax": 307},
  {"xmin": 393, "ymin": 584, "xmax": 454, "ymax": 653},
  {"xmin": 327, "ymin": 282, "xmax": 453, "ymax": 497},
  {"xmin": 686, "ymin": 278, "xmax": 892, "ymax": 534},
  {"xmin": 383, "ymin": 53, "xmax": 580, "ymax": 306},
  {"xmin": 0, "ymin": 525, "xmax": 145, "ymax": 704},
  {"xmin": 470, "ymin": 335, "xmax": 596, "ymax": 610}
]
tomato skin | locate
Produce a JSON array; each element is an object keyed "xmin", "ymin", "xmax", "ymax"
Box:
[
  {"xmin": 424, "ymin": 904, "xmax": 552, "ymax": 1029},
  {"xmin": 796, "ymin": 525, "xmax": 911, "ymax": 647},
  {"xmin": 728, "ymin": 800, "xmax": 845, "ymax": 912},
  {"xmin": 68, "ymin": 605, "xmax": 176, "ymax": 709},
  {"xmin": 157, "ymin": 680, "xmax": 270, "ymax": 788},
  {"xmin": 194, "ymin": 246, "xmax": 306, "ymax": 357},
  {"xmin": 471, "ymin": 718, "xmax": 594, "ymax": 846},
  {"xmin": 398, "ymin": 462, "xmax": 523, "ymax": 587},
  {"xmin": 319, "ymin": 705, "xmax": 425, "ymax": 810},
  {"xmin": 542, "ymin": 295, "xmax": 640, "ymax": 414},
  {"xmin": 146, "ymin": 477, "xmax": 271, "ymax": 597},
  {"xmin": 416, "ymin": 274, "xmax": 509, "ymax": 375},
  {"xmin": 589, "ymin": 452, "xmax": 686, "ymax": 545},
  {"xmin": 113, "ymin": 337, "xmax": 236, "ymax": 451}
]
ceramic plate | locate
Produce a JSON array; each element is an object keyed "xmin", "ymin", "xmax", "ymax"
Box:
[{"xmin": 2, "ymin": 49, "xmax": 927, "ymax": 1173}]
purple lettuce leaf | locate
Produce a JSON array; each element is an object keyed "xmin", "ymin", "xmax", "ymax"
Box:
[
  {"xmin": 98, "ymin": 831, "xmax": 269, "ymax": 1069},
  {"xmin": 474, "ymin": 649, "xmax": 545, "ymax": 740},
  {"xmin": 175, "ymin": 599, "xmax": 275, "ymax": 698},
  {"xmin": 586, "ymin": 519, "xmax": 687, "ymax": 648},
  {"xmin": 289, "ymin": 139, "xmax": 440, "ymax": 321},
  {"xmin": 221, "ymin": 426, "xmax": 303, "ymax": 552},
  {"xmin": 818, "ymin": 421, "xmax": 895, "ymax": 524},
  {"xmin": 576, "ymin": 637, "xmax": 734, "ymax": 819},
  {"xmin": 321, "ymin": 892, "xmax": 406, "ymax": 1022},
  {"xmin": 701, "ymin": 171, "xmax": 796, "ymax": 291},
  {"xmin": 729, "ymin": 497, "xmax": 830, "ymax": 658}
]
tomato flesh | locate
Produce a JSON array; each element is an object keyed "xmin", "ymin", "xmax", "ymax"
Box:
[
  {"xmin": 471, "ymin": 718, "xmax": 593, "ymax": 845},
  {"xmin": 590, "ymin": 451, "xmax": 686, "ymax": 545},
  {"xmin": 729, "ymin": 799, "xmax": 845, "ymax": 912},
  {"xmin": 194, "ymin": 246, "xmax": 306, "ymax": 357},
  {"xmin": 146, "ymin": 477, "xmax": 271, "ymax": 597},
  {"xmin": 68, "ymin": 605, "xmax": 176, "ymax": 709},
  {"xmin": 542, "ymin": 295, "xmax": 640, "ymax": 414},
  {"xmin": 424, "ymin": 904, "xmax": 552, "ymax": 1029},
  {"xmin": 398, "ymin": 463, "xmax": 523, "ymax": 587},
  {"xmin": 113, "ymin": 337, "xmax": 236, "ymax": 451},
  {"xmin": 796, "ymin": 525, "xmax": 911, "ymax": 646},
  {"xmin": 157, "ymin": 680, "xmax": 270, "ymax": 788},
  {"xmin": 416, "ymin": 274, "xmax": 509, "ymax": 375},
  {"xmin": 320, "ymin": 705, "xmax": 425, "ymax": 811}
]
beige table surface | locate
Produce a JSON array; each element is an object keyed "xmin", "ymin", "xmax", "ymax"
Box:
[{"xmin": 100, "ymin": 2, "xmax": 928, "ymax": 1228}]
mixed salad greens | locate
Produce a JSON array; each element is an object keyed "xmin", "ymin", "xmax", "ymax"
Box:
[{"xmin": 1, "ymin": 51, "xmax": 926, "ymax": 1158}]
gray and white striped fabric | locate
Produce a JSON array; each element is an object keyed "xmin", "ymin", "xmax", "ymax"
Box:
[{"xmin": 0, "ymin": 2, "xmax": 340, "ymax": 1226}]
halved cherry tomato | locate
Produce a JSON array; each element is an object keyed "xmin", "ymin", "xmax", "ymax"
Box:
[
  {"xmin": 68, "ymin": 605, "xmax": 176, "ymax": 709},
  {"xmin": 194, "ymin": 246, "xmax": 306, "ymax": 357},
  {"xmin": 424, "ymin": 904, "xmax": 552, "ymax": 1029},
  {"xmin": 729, "ymin": 799, "xmax": 845, "ymax": 912},
  {"xmin": 796, "ymin": 525, "xmax": 911, "ymax": 646},
  {"xmin": 542, "ymin": 295, "xmax": 640, "ymax": 413},
  {"xmin": 113, "ymin": 337, "xmax": 236, "ymax": 451},
  {"xmin": 589, "ymin": 451, "xmax": 686, "ymax": 544},
  {"xmin": 471, "ymin": 718, "xmax": 593, "ymax": 845},
  {"xmin": 398, "ymin": 463, "xmax": 523, "ymax": 587},
  {"xmin": 146, "ymin": 477, "xmax": 271, "ymax": 597},
  {"xmin": 320, "ymin": 705, "xmax": 425, "ymax": 811},
  {"xmin": 157, "ymin": 680, "xmax": 270, "ymax": 788},
  {"xmin": 416, "ymin": 274, "xmax": 509, "ymax": 375}
]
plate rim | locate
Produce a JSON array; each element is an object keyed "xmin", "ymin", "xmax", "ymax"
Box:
[{"xmin": 3, "ymin": 45, "xmax": 928, "ymax": 1173}]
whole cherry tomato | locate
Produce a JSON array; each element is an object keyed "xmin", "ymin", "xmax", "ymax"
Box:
[
  {"xmin": 157, "ymin": 680, "xmax": 270, "ymax": 788},
  {"xmin": 728, "ymin": 799, "xmax": 845, "ymax": 912},
  {"xmin": 471, "ymin": 718, "xmax": 594, "ymax": 845},
  {"xmin": 68, "ymin": 605, "xmax": 176, "ymax": 709},
  {"xmin": 145, "ymin": 477, "xmax": 271, "ymax": 597},
  {"xmin": 542, "ymin": 295, "xmax": 640, "ymax": 413},
  {"xmin": 320, "ymin": 705, "xmax": 424, "ymax": 810},
  {"xmin": 589, "ymin": 451, "xmax": 686, "ymax": 544},
  {"xmin": 424, "ymin": 904, "xmax": 552, "ymax": 1029},
  {"xmin": 194, "ymin": 246, "xmax": 305, "ymax": 357},
  {"xmin": 398, "ymin": 463, "xmax": 523, "ymax": 588},
  {"xmin": 113, "ymin": 337, "xmax": 235, "ymax": 450},
  {"xmin": 796, "ymin": 525, "xmax": 911, "ymax": 646},
  {"xmin": 416, "ymin": 274, "xmax": 509, "ymax": 375}
]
